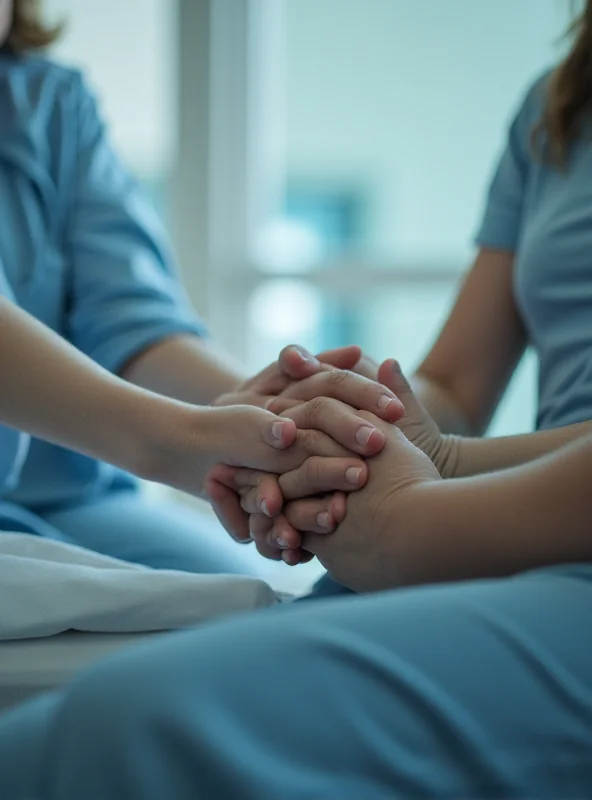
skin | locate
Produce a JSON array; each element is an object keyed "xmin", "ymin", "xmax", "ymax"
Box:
[
  {"xmin": 210, "ymin": 250, "xmax": 591, "ymax": 566},
  {"xmin": 0, "ymin": 298, "xmax": 405, "ymax": 498},
  {"xmin": 299, "ymin": 416, "xmax": 592, "ymax": 593},
  {"xmin": 1, "ymin": 6, "xmax": 407, "ymax": 548}
]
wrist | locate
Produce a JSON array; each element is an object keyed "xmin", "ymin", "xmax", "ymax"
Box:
[
  {"xmin": 379, "ymin": 479, "xmax": 449, "ymax": 587},
  {"xmin": 104, "ymin": 383, "xmax": 206, "ymax": 485},
  {"xmin": 432, "ymin": 433, "xmax": 461, "ymax": 479}
]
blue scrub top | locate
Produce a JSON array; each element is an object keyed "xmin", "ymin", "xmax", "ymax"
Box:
[
  {"xmin": 0, "ymin": 53, "xmax": 205, "ymax": 518},
  {"xmin": 476, "ymin": 71, "xmax": 592, "ymax": 430}
]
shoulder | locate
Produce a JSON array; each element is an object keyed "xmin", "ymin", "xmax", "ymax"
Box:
[
  {"xmin": 511, "ymin": 69, "xmax": 553, "ymax": 132},
  {"xmin": 1, "ymin": 53, "xmax": 82, "ymax": 102}
]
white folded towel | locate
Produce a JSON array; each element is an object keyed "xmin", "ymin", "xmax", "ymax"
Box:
[{"xmin": 0, "ymin": 533, "xmax": 278, "ymax": 641}]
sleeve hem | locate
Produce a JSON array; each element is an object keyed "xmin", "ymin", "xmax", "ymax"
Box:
[{"xmin": 93, "ymin": 321, "xmax": 209, "ymax": 376}]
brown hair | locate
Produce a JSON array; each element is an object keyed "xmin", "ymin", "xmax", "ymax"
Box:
[
  {"xmin": 533, "ymin": 0, "xmax": 592, "ymax": 166},
  {"xmin": 6, "ymin": 0, "xmax": 63, "ymax": 52}
]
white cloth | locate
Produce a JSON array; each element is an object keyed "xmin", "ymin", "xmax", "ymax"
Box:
[{"xmin": 0, "ymin": 533, "xmax": 278, "ymax": 641}]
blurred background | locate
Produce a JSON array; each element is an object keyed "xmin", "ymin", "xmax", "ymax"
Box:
[
  {"xmin": 45, "ymin": 0, "xmax": 568, "ymax": 437},
  {"xmin": 41, "ymin": 0, "xmax": 568, "ymax": 590}
]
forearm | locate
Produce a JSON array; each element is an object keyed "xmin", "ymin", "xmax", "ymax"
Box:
[
  {"xmin": 411, "ymin": 374, "xmax": 473, "ymax": 435},
  {"xmin": 0, "ymin": 298, "xmax": 186, "ymax": 476},
  {"xmin": 121, "ymin": 335, "xmax": 244, "ymax": 406},
  {"xmin": 394, "ymin": 434, "xmax": 592, "ymax": 587},
  {"xmin": 441, "ymin": 421, "xmax": 592, "ymax": 478}
]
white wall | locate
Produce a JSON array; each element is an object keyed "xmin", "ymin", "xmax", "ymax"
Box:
[{"xmin": 285, "ymin": 0, "xmax": 568, "ymax": 264}]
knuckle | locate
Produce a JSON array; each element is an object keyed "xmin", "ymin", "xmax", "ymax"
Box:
[
  {"xmin": 305, "ymin": 396, "xmax": 328, "ymax": 418},
  {"xmin": 304, "ymin": 456, "xmax": 325, "ymax": 487},
  {"xmin": 301, "ymin": 428, "xmax": 320, "ymax": 454},
  {"xmin": 327, "ymin": 369, "xmax": 349, "ymax": 386}
]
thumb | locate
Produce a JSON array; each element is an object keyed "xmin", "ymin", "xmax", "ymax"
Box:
[
  {"xmin": 259, "ymin": 411, "xmax": 297, "ymax": 450},
  {"xmin": 277, "ymin": 345, "xmax": 323, "ymax": 380},
  {"xmin": 377, "ymin": 359, "xmax": 418, "ymax": 413}
]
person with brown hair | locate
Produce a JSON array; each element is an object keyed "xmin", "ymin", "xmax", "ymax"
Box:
[
  {"xmin": 0, "ymin": 3, "xmax": 591, "ymax": 796},
  {"xmin": 210, "ymin": 1, "xmax": 592, "ymax": 586},
  {"xmin": 0, "ymin": 0, "xmax": 403, "ymax": 574}
]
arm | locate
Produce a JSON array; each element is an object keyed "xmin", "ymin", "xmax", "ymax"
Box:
[
  {"xmin": 121, "ymin": 335, "xmax": 244, "ymax": 406},
  {"xmin": 442, "ymin": 420, "xmax": 592, "ymax": 477},
  {"xmin": 299, "ymin": 413, "xmax": 592, "ymax": 592},
  {"xmin": 381, "ymin": 360, "xmax": 592, "ymax": 477},
  {"xmin": 414, "ymin": 82, "xmax": 537, "ymax": 436},
  {"xmin": 392, "ymin": 433, "xmax": 592, "ymax": 587},
  {"xmin": 0, "ymin": 298, "xmax": 392, "ymax": 498},
  {"xmin": 0, "ymin": 296, "xmax": 188, "ymax": 475},
  {"xmin": 413, "ymin": 248, "xmax": 526, "ymax": 436}
]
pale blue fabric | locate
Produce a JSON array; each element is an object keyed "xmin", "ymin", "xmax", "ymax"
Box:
[
  {"xmin": 0, "ymin": 53, "xmax": 209, "ymax": 552},
  {"xmin": 1, "ymin": 565, "xmax": 592, "ymax": 798},
  {"xmin": 476, "ymin": 72, "xmax": 592, "ymax": 431}
]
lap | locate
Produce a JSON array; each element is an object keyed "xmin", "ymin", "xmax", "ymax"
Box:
[
  {"xmin": 3, "ymin": 564, "xmax": 590, "ymax": 798},
  {"xmin": 42, "ymin": 491, "xmax": 260, "ymax": 576}
]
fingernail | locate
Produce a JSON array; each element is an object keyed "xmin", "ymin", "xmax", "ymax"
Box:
[
  {"xmin": 345, "ymin": 467, "xmax": 362, "ymax": 486},
  {"xmin": 272, "ymin": 421, "xmax": 284, "ymax": 440},
  {"xmin": 260, "ymin": 500, "xmax": 269, "ymax": 516},
  {"xmin": 295, "ymin": 346, "xmax": 319, "ymax": 366},
  {"xmin": 355, "ymin": 426, "xmax": 377, "ymax": 446},
  {"xmin": 377, "ymin": 394, "xmax": 393, "ymax": 410},
  {"xmin": 316, "ymin": 512, "xmax": 329, "ymax": 529},
  {"xmin": 276, "ymin": 536, "xmax": 289, "ymax": 548}
]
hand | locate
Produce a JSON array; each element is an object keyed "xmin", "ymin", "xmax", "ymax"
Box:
[
  {"xmin": 376, "ymin": 360, "xmax": 454, "ymax": 475},
  {"xmin": 204, "ymin": 397, "xmax": 386, "ymax": 559},
  {"xmin": 207, "ymin": 453, "xmax": 360, "ymax": 564},
  {"xmin": 273, "ymin": 352, "xmax": 448, "ymax": 468},
  {"xmin": 147, "ymin": 398, "xmax": 384, "ymax": 499},
  {"xmin": 213, "ymin": 344, "xmax": 363, "ymax": 409},
  {"xmin": 300, "ymin": 412, "xmax": 442, "ymax": 592},
  {"xmin": 232, "ymin": 360, "xmax": 450, "ymax": 566}
]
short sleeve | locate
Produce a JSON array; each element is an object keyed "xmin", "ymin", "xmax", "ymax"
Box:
[
  {"xmin": 0, "ymin": 278, "xmax": 30, "ymax": 492},
  {"xmin": 65, "ymin": 74, "xmax": 207, "ymax": 375},
  {"xmin": 475, "ymin": 76, "xmax": 546, "ymax": 252}
]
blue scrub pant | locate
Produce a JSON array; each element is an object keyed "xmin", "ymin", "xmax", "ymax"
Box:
[
  {"xmin": 1, "ymin": 563, "xmax": 591, "ymax": 799},
  {"xmin": 39, "ymin": 489, "xmax": 261, "ymax": 575}
]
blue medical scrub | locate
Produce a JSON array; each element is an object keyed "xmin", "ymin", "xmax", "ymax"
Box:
[
  {"xmin": 1, "ymin": 70, "xmax": 592, "ymax": 798},
  {"xmin": 0, "ymin": 52, "xmax": 251, "ymax": 574}
]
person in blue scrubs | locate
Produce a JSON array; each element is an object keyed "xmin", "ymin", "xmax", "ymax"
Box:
[
  {"xmin": 211, "ymin": 7, "xmax": 592, "ymax": 586},
  {"xmin": 1, "ymin": 4, "xmax": 592, "ymax": 797},
  {"xmin": 0, "ymin": 0, "xmax": 401, "ymax": 575},
  {"xmin": 0, "ymin": 403, "xmax": 591, "ymax": 798}
]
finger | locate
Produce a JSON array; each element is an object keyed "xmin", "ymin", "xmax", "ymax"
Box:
[
  {"xmin": 276, "ymin": 370, "xmax": 405, "ymax": 422},
  {"xmin": 276, "ymin": 345, "xmax": 323, "ymax": 380},
  {"xmin": 315, "ymin": 345, "xmax": 362, "ymax": 371},
  {"xmin": 248, "ymin": 513, "xmax": 282, "ymax": 560},
  {"xmin": 377, "ymin": 358, "xmax": 418, "ymax": 414},
  {"xmin": 239, "ymin": 482, "xmax": 281, "ymax": 518},
  {"xmin": 204, "ymin": 475, "xmax": 251, "ymax": 543},
  {"xmin": 227, "ymin": 471, "xmax": 283, "ymax": 517},
  {"xmin": 282, "ymin": 398, "xmax": 387, "ymax": 457},
  {"xmin": 268, "ymin": 514, "xmax": 303, "ymax": 550},
  {"xmin": 265, "ymin": 396, "xmax": 301, "ymax": 415},
  {"xmin": 283, "ymin": 492, "xmax": 346, "ymax": 534},
  {"xmin": 249, "ymin": 513, "xmax": 303, "ymax": 560},
  {"xmin": 278, "ymin": 457, "xmax": 367, "ymax": 500},
  {"xmin": 282, "ymin": 548, "xmax": 311, "ymax": 566},
  {"xmin": 261, "ymin": 414, "xmax": 297, "ymax": 449}
]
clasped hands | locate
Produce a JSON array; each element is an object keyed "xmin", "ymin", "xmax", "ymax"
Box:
[{"xmin": 207, "ymin": 345, "xmax": 445, "ymax": 589}]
